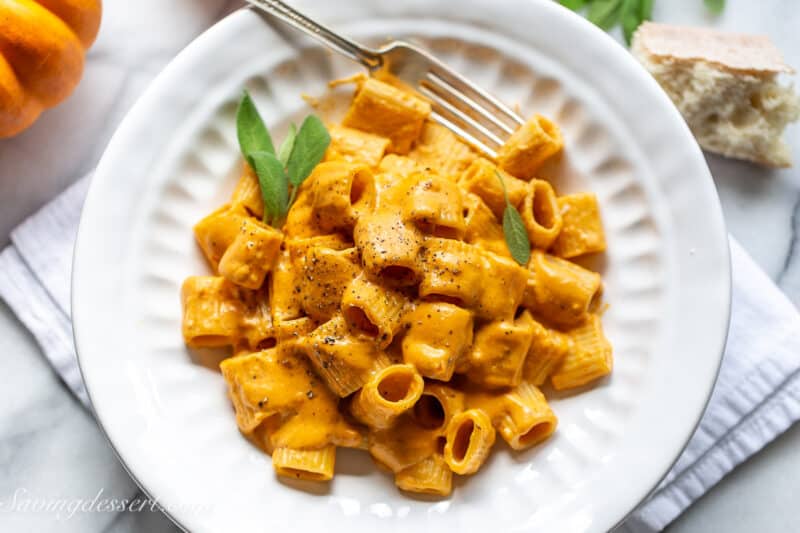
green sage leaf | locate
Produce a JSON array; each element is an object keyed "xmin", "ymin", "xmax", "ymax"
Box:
[
  {"xmin": 559, "ymin": 0, "xmax": 587, "ymax": 10},
  {"xmin": 286, "ymin": 115, "xmax": 331, "ymax": 187},
  {"xmin": 236, "ymin": 91, "xmax": 275, "ymax": 164},
  {"xmin": 587, "ymin": 0, "xmax": 624, "ymax": 30},
  {"xmin": 621, "ymin": 0, "xmax": 643, "ymax": 44},
  {"xmin": 704, "ymin": 0, "xmax": 725, "ymax": 15},
  {"xmin": 640, "ymin": 0, "xmax": 654, "ymax": 19},
  {"xmin": 503, "ymin": 206, "xmax": 531, "ymax": 266},
  {"xmin": 495, "ymin": 170, "xmax": 531, "ymax": 265},
  {"xmin": 278, "ymin": 123, "xmax": 297, "ymax": 167},
  {"xmin": 250, "ymin": 150, "xmax": 289, "ymax": 227}
]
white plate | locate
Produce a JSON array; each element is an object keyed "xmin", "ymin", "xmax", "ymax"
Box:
[{"xmin": 72, "ymin": 1, "xmax": 731, "ymax": 532}]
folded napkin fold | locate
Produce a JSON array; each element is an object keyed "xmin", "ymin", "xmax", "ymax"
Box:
[{"xmin": 1, "ymin": 179, "xmax": 799, "ymax": 532}]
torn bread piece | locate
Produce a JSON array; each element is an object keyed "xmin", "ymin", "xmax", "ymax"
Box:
[{"xmin": 632, "ymin": 22, "xmax": 800, "ymax": 167}]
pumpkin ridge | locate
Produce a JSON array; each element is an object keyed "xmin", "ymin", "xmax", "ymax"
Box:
[
  {"xmin": 0, "ymin": 0, "xmax": 100, "ymax": 137},
  {"xmin": 34, "ymin": 0, "xmax": 102, "ymax": 49}
]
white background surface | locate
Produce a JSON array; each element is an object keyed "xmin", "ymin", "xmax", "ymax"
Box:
[{"xmin": 0, "ymin": 1, "xmax": 798, "ymax": 532}]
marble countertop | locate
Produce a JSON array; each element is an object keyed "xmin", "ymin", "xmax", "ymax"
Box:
[{"xmin": 1, "ymin": 1, "xmax": 799, "ymax": 532}]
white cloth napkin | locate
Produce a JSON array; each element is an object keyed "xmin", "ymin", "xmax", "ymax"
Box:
[{"xmin": 1, "ymin": 180, "xmax": 799, "ymax": 532}]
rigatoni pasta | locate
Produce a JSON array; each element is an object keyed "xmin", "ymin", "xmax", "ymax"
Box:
[
  {"xmin": 523, "ymin": 250, "xmax": 603, "ymax": 327},
  {"xmin": 341, "ymin": 272, "xmax": 409, "ymax": 346},
  {"xmin": 401, "ymin": 302, "xmax": 473, "ymax": 381},
  {"xmin": 181, "ymin": 276, "xmax": 243, "ymax": 348},
  {"xmin": 181, "ymin": 73, "xmax": 613, "ymax": 496},
  {"xmin": 520, "ymin": 179, "xmax": 563, "ymax": 250},
  {"xmin": 326, "ymin": 124, "xmax": 390, "ymax": 168},
  {"xmin": 496, "ymin": 114, "xmax": 564, "ymax": 179},
  {"xmin": 493, "ymin": 381, "xmax": 558, "ymax": 450},
  {"xmin": 271, "ymin": 445, "xmax": 337, "ymax": 481},
  {"xmin": 217, "ymin": 217, "xmax": 283, "ymax": 290},
  {"xmin": 350, "ymin": 364, "xmax": 424, "ymax": 429},
  {"xmin": 342, "ymin": 77, "xmax": 431, "ymax": 154},
  {"xmin": 550, "ymin": 192, "xmax": 607, "ymax": 258},
  {"xmin": 309, "ymin": 161, "xmax": 375, "ymax": 232},
  {"xmin": 443, "ymin": 409, "xmax": 496, "ymax": 474},
  {"xmin": 551, "ymin": 314, "xmax": 613, "ymax": 390},
  {"xmin": 395, "ymin": 454, "xmax": 452, "ymax": 496},
  {"xmin": 459, "ymin": 157, "xmax": 528, "ymax": 218}
]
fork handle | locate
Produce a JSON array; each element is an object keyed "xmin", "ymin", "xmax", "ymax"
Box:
[{"xmin": 244, "ymin": 0, "xmax": 382, "ymax": 69}]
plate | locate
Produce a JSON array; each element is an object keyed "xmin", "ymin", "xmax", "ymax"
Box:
[{"xmin": 72, "ymin": 1, "xmax": 731, "ymax": 531}]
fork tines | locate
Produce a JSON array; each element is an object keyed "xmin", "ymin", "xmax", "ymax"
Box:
[{"xmin": 418, "ymin": 66, "xmax": 524, "ymax": 158}]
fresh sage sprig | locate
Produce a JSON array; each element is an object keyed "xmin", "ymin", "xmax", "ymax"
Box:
[
  {"xmin": 495, "ymin": 171, "xmax": 531, "ymax": 266},
  {"xmin": 559, "ymin": 0, "xmax": 724, "ymax": 45},
  {"xmin": 277, "ymin": 123, "xmax": 297, "ymax": 167},
  {"xmin": 703, "ymin": 0, "xmax": 725, "ymax": 15},
  {"xmin": 235, "ymin": 90, "xmax": 331, "ymax": 227},
  {"xmin": 286, "ymin": 116, "xmax": 331, "ymax": 207},
  {"xmin": 587, "ymin": 0, "xmax": 625, "ymax": 31}
]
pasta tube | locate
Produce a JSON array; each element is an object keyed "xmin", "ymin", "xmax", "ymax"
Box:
[
  {"xmin": 368, "ymin": 415, "xmax": 440, "ymax": 473},
  {"xmin": 466, "ymin": 310, "xmax": 536, "ymax": 389},
  {"xmin": 193, "ymin": 203, "xmax": 249, "ymax": 269},
  {"xmin": 217, "ymin": 217, "xmax": 283, "ymax": 290},
  {"xmin": 459, "ymin": 157, "xmax": 527, "ymax": 218},
  {"xmin": 310, "ymin": 161, "xmax": 376, "ymax": 233},
  {"xmin": 550, "ymin": 192, "xmax": 607, "ymax": 258},
  {"xmin": 341, "ymin": 272, "xmax": 410, "ymax": 347},
  {"xmin": 219, "ymin": 349, "xmax": 311, "ymax": 433},
  {"xmin": 418, "ymin": 238, "xmax": 486, "ymax": 308},
  {"xmin": 272, "ymin": 445, "xmax": 336, "ymax": 481},
  {"xmin": 523, "ymin": 318, "xmax": 573, "ymax": 386},
  {"xmin": 230, "ymin": 164, "xmax": 263, "ymax": 218},
  {"xmin": 269, "ymin": 250, "xmax": 303, "ymax": 323},
  {"xmin": 283, "ymin": 180, "xmax": 321, "ymax": 238},
  {"xmin": 327, "ymin": 124, "xmax": 390, "ymax": 167},
  {"xmin": 495, "ymin": 382, "xmax": 558, "ymax": 450},
  {"xmin": 551, "ymin": 314, "xmax": 613, "ymax": 390},
  {"xmin": 497, "ymin": 114, "xmax": 563, "ymax": 180},
  {"xmin": 397, "ymin": 172, "xmax": 466, "ymax": 239},
  {"xmin": 443, "ymin": 409, "xmax": 496, "ymax": 475},
  {"xmin": 299, "ymin": 246, "xmax": 360, "ymax": 322},
  {"xmin": 238, "ymin": 287, "xmax": 275, "ymax": 350},
  {"xmin": 519, "ymin": 179, "xmax": 563, "ymax": 250},
  {"xmin": 342, "ymin": 77, "xmax": 431, "ymax": 154},
  {"xmin": 523, "ymin": 251, "xmax": 602, "ymax": 327},
  {"xmin": 401, "ymin": 301, "xmax": 473, "ymax": 381},
  {"xmin": 299, "ymin": 314, "xmax": 391, "ymax": 397},
  {"xmin": 350, "ymin": 364, "xmax": 424, "ymax": 429},
  {"xmin": 462, "ymin": 192, "xmax": 512, "ymax": 257},
  {"xmin": 395, "ymin": 454, "xmax": 452, "ymax": 496},
  {"xmin": 407, "ymin": 122, "xmax": 476, "ymax": 180},
  {"xmin": 181, "ymin": 276, "xmax": 242, "ymax": 348},
  {"xmin": 378, "ymin": 154, "xmax": 422, "ymax": 180},
  {"xmin": 476, "ymin": 252, "xmax": 529, "ymax": 320},
  {"xmin": 354, "ymin": 210, "xmax": 424, "ymax": 286},
  {"xmin": 412, "ymin": 382, "xmax": 465, "ymax": 434}
]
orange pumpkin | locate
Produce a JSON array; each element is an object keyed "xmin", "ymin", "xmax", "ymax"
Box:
[{"xmin": 0, "ymin": 0, "xmax": 102, "ymax": 138}]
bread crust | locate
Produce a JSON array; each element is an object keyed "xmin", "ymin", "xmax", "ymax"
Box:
[{"xmin": 634, "ymin": 21, "xmax": 793, "ymax": 75}]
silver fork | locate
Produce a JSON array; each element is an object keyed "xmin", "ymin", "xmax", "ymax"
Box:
[{"xmin": 244, "ymin": 0, "xmax": 524, "ymax": 158}]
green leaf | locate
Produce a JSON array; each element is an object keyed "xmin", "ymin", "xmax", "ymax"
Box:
[
  {"xmin": 704, "ymin": 0, "xmax": 725, "ymax": 14},
  {"xmin": 250, "ymin": 150, "xmax": 289, "ymax": 227},
  {"xmin": 236, "ymin": 91, "xmax": 275, "ymax": 164},
  {"xmin": 558, "ymin": 0, "xmax": 587, "ymax": 10},
  {"xmin": 286, "ymin": 115, "xmax": 331, "ymax": 187},
  {"xmin": 278, "ymin": 123, "xmax": 297, "ymax": 167},
  {"xmin": 639, "ymin": 0, "xmax": 654, "ymax": 19},
  {"xmin": 621, "ymin": 0, "xmax": 643, "ymax": 45},
  {"xmin": 495, "ymin": 171, "xmax": 531, "ymax": 266},
  {"xmin": 587, "ymin": 0, "xmax": 624, "ymax": 30},
  {"xmin": 503, "ymin": 207, "xmax": 531, "ymax": 266}
]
